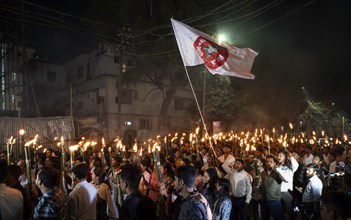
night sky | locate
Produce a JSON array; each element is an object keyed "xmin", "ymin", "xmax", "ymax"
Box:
[{"xmin": 2, "ymin": 0, "xmax": 350, "ymax": 119}]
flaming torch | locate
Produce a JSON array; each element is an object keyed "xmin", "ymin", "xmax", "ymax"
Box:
[
  {"xmin": 6, "ymin": 136, "xmax": 15, "ymax": 165},
  {"xmin": 19, "ymin": 129, "xmax": 25, "ymax": 158}
]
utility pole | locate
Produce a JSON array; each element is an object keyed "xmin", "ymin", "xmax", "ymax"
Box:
[{"xmin": 115, "ymin": 24, "xmax": 132, "ymax": 138}]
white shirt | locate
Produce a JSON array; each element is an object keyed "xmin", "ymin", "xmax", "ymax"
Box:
[
  {"xmin": 218, "ymin": 154, "xmax": 235, "ymax": 166},
  {"xmin": 218, "ymin": 154, "xmax": 235, "ymax": 178},
  {"xmin": 0, "ymin": 183, "xmax": 23, "ymax": 220},
  {"xmin": 302, "ymin": 175, "xmax": 323, "ymax": 203},
  {"xmin": 276, "ymin": 156, "xmax": 299, "ymax": 192},
  {"xmin": 222, "ymin": 162, "xmax": 252, "ymax": 204},
  {"xmin": 67, "ymin": 180, "xmax": 98, "ymax": 220}
]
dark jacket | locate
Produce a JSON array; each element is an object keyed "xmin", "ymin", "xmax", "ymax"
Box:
[{"xmin": 120, "ymin": 191, "xmax": 157, "ymax": 220}]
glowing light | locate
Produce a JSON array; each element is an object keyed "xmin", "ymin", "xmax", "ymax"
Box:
[
  {"xmin": 19, "ymin": 129, "xmax": 25, "ymax": 136},
  {"xmin": 218, "ymin": 34, "xmax": 226, "ymax": 44}
]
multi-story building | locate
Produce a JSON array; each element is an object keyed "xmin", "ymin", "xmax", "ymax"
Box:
[
  {"xmin": 0, "ymin": 35, "xmax": 35, "ymax": 117},
  {"xmin": 26, "ymin": 44, "xmax": 194, "ymax": 144}
]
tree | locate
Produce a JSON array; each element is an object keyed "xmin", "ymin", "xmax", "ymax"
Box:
[
  {"xmin": 84, "ymin": 0, "xmax": 231, "ymax": 134},
  {"xmin": 300, "ymin": 100, "xmax": 350, "ymax": 136}
]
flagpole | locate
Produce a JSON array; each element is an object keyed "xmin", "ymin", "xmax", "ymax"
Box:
[
  {"xmin": 171, "ymin": 19, "xmax": 217, "ymax": 158},
  {"xmin": 202, "ymin": 68, "xmax": 206, "ymax": 136}
]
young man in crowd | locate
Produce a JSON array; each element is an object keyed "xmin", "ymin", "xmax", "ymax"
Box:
[
  {"xmin": 174, "ymin": 164, "xmax": 209, "ymax": 220},
  {"xmin": 217, "ymin": 145, "xmax": 235, "ymax": 178},
  {"xmin": 260, "ymin": 155, "xmax": 286, "ymax": 220},
  {"xmin": 7, "ymin": 164, "xmax": 31, "ymax": 220},
  {"xmin": 67, "ymin": 163, "xmax": 97, "ymax": 220},
  {"xmin": 33, "ymin": 167, "xmax": 67, "ymax": 219},
  {"xmin": 0, "ymin": 159, "xmax": 24, "ymax": 220},
  {"xmin": 222, "ymin": 158, "xmax": 252, "ymax": 220},
  {"xmin": 119, "ymin": 163, "xmax": 157, "ymax": 220}
]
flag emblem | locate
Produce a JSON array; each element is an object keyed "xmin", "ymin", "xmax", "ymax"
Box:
[{"xmin": 193, "ymin": 36, "xmax": 228, "ymax": 69}]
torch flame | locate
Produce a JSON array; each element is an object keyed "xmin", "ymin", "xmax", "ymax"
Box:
[
  {"xmin": 133, "ymin": 142, "xmax": 138, "ymax": 153},
  {"xmin": 69, "ymin": 145, "xmax": 79, "ymax": 152},
  {"xmin": 195, "ymin": 127, "xmax": 200, "ymax": 135},
  {"xmin": 289, "ymin": 123, "xmax": 293, "ymax": 129},
  {"xmin": 19, "ymin": 129, "xmax": 25, "ymax": 136}
]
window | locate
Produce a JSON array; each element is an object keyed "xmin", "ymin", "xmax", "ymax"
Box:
[
  {"xmin": 114, "ymin": 56, "xmax": 120, "ymax": 63},
  {"xmin": 12, "ymin": 72, "xmax": 16, "ymax": 81},
  {"xmin": 47, "ymin": 71, "xmax": 56, "ymax": 83},
  {"xmin": 77, "ymin": 66, "xmax": 83, "ymax": 79},
  {"xmin": 116, "ymin": 89, "xmax": 134, "ymax": 105},
  {"xmin": 139, "ymin": 119, "xmax": 152, "ymax": 130}
]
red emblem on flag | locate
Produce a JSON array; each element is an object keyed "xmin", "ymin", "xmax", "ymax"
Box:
[{"xmin": 193, "ymin": 37, "xmax": 228, "ymax": 69}]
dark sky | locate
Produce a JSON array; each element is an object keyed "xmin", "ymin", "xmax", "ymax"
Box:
[
  {"xmin": 230, "ymin": 0, "xmax": 351, "ymax": 117},
  {"xmin": 2, "ymin": 0, "xmax": 350, "ymax": 119}
]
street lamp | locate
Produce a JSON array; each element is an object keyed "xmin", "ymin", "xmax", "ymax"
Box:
[{"xmin": 218, "ymin": 34, "xmax": 226, "ymax": 44}]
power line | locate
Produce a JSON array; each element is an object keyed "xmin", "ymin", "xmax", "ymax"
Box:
[
  {"xmin": 0, "ymin": 4, "xmax": 118, "ymax": 42},
  {"xmin": 134, "ymin": 0, "xmax": 257, "ymax": 37},
  {"xmin": 236, "ymin": 0, "xmax": 316, "ymax": 43},
  {"xmin": 23, "ymin": 0, "xmax": 120, "ymax": 29}
]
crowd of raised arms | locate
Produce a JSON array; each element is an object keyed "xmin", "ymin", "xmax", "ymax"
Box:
[{"xmin": 1, "ymin": 129, "xmax": 351, "ymax": 220}]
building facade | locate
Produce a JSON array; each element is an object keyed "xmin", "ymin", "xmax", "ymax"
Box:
[{"xmin": 27, "ymin": 44, "xmax": 194, "ymax": 144}]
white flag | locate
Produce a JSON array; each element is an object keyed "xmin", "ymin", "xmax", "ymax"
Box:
[{"xmin": 171, "ymin": 18, "xmax": 258, "ymax": 79}]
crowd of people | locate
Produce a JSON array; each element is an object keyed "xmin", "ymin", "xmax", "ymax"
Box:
[{"xmin": 1, "ymin": 133, "xmax": 351, "ymax": 220}]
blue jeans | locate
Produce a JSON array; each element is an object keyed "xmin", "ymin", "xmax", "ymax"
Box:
[{"xmin": 261, "ymin": 199, "xmax": 284, "ymax": 220}]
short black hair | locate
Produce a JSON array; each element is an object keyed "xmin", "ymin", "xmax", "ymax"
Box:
[
  {"xmin": 75, "ymin": 155, "xmax": 84, "ymax": 163},
  {"xmin": 205, "ymin": 167, "xmax": 218, "ymax": 187},
  {"xmin": 266, "ymin": 155, "xmax": 276, "ymax": 163},
  {"xmin": 7, "ymin": 165, "xmax": 22, "ymax": 180},
  {"xmin": 38, "ymin": 167, "xmax": 60, "ymax": 188},
  {"xmin": 93, "ymin": 167, "xmax": 109, "ymax": 187},
  {"xmin": 217, "ymin": 178, "xmax": 230, "ymax": 195},
  {"xmin": 0, "ymin": 159, "xmax": 8, "ymax": 183},
  {"xmin": 162, "ymin": 162, "xmax": 174, "ymax": 179},
  {"xmin": 223, "ymin": 145, "xmax": 232, "ymax": 150},
  {"xmin": 306, "ymin": 163, "xmax": 319, "ymax": 172},
  {"xmin": 120, "ymin": 164, "xmax": 142, "ymax": 190},
  {"xmin": 257, "ymin": 157, "xmax": 265, "ymax": 164},
  {"xmin": 139, "ymin": 155, "xmax": 151, "ymax": 167},
  {"xmin": 236, "ymin": 158, "xmax": 245, "ymax": 166},
  {"xmin": 175, "ymin": 165, "xmax": 197, "ymax": 187},
  {"xmin": 72, "ymin": 163, "xmax": 89, "ymax": 179}
]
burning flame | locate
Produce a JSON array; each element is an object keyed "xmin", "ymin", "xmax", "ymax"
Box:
[
  {"xmin": 133, "ymin": 142, "xmax": 138, "ymax": 153},
  {"xmin": 7, "ymin": 136, "xmax": 16, "ymax": 145},
  {"xmin": 19, "ymin": 129, "xmax": 25, "ymax": 136},
  {"xmin": 69, "ymin": 145, "xmax": 79, "ymax": 152},
  {"xmin": 24, "ymin": 134, "xmax": 38, "ymax": 147},
  {"xmin": 289, "ymin": 123, "xmax": 293, "ymax": 129}
]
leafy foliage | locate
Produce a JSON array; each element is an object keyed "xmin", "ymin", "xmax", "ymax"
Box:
[{"xmin": 300, "ymin": 100, "xmax": 350, "ymax": 136}]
